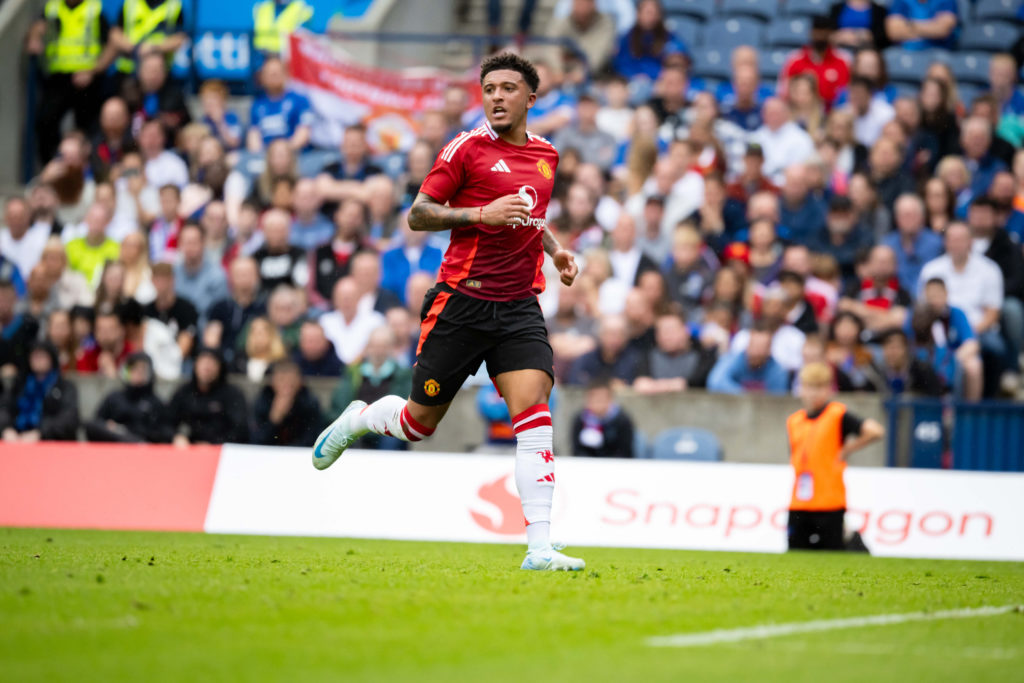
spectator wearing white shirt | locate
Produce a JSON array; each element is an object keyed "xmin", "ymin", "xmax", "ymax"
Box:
[
  {"xmin": 845, "ymin": 76, "xmax": 894, "ymax": 148},
  {"xmin": 663, "ymin": 139, "xmax": 705, "ymax": 233},
  {"xmin": 918, "ymin": 222, "xmax": 1012, "ymax": 391},
  {"xmin": 139, "ymin": 120, "xmax": 189, "ymax": 190},
  {"xmin": 752, "ymin": 98, "xmax": 816, "ymax": 186},
  {"xmin": 0, "ymin": 197, "xmax": 50, "ymax": 277},
  {"xmin": 729, "ymin": 285, "xmax": 807, "ymax": 372},
  {"xmin": 607, "ymin": 212, "xmax": 658, "ymax": 289},
  {"xmin": 320, "ymin": 277, "xmax": 386, "ymax": 365}
]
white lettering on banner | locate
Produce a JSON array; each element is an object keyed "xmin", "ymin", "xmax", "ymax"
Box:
[{"xmin": 204, "ymin": 447, "xmax": 1024, "ymax": 561}]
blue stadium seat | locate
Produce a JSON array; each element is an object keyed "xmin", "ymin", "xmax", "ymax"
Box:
[
  {"xmin": 670, "ymin": 16, "xmax": 702, "ymax": 48},
  {"xmin": 958, "ymin": 22, "xmax": 1020, "ymax": 53},
  {"xmin": 888, "ymin": 83, "xmax": 919, "ymax": 101},
  {"xmin": 650, "ymin": 427, "xmax": 723, "ymax": 461},
  {"xmin": 691, "ymin": 47, "xmax": 733, "ymax": 81},
  {"xmin": 973, "ymin": 0, "xmax": 1021, "ymax": 22},
  {"xmin": 633, "ymin": 430, "xmax": 650, "ymax": 459},
  {"xmin": 720, "ymin": 0, "xmax": 779, "ymax": 23},
  {"xmin": 663, "ymin": 0, "xmax": 716, "ymax": 22},
  {"xmin": 765, "ymin": 16, "xmax": 810, "ymax": 48},
  {"xmin": 957, "ymin": 83, "xmax": 983, "ymax": 108},
  {"xmin": 884, "ymin": 48, "xmax": 947, "ymax": 84},
  {"xmin": 949, "ymin": 52, "xmax": 993, "ymax": 86},
  {"xmin": 704, "ymin": 17, "xmax": 765, "ymax": 49},
  {"xmin": 782, "ymin": 0, "xmax": 830, "ymax": 16},
  {"xmin": 760, "ymin": 48, "xmax": 793, "ymax": 79}
]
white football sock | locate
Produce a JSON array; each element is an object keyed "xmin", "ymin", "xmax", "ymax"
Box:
[
  {"xmin": 512, "ymin": 404, "xmax": 555, "ymax": 551},
  {"xmin": 352, "ymin": 395, "xmax": 434, "ymax": 443}
]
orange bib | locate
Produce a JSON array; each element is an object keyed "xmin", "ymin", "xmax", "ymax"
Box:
[{"xmin": 787, "ymin": 402, "xmax": 847, "ymax": 511}]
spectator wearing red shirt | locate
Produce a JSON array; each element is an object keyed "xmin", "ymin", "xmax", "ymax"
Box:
[
  {"xmin": 76, "ymin": 308, "xmax": 136, "ymax": 377},
  {"xmin": 780, "ymin": 16, "xmax": 851, "ymax": 108}
]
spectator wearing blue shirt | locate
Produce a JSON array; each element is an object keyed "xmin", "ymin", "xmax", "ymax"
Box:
[
  {"xmin": 247, "ymin": 57, "xmax": 313, "ymax": 152},
  {"xmin": 987, "ymin": 53, "xmax": 1024, "ymax": 118},
  {"xmin": 959, "ymin": 116, "xmax": 1007, "ymax": 200},
  {"xmin": 882, "ymin": 194, "xmax": 944, "ymax": 293},
  {"xmin": 612, "ymin": 0, "xmax": 687, "ymax": 82},
  {"xmin": 779, "ymin": 164, "xmax": 827, "ymax": 246},
  {"xmin": 884, "ymin": 0, "xmax": 958, "ymax": 51},
  {"xmin": 830, "ymin": 0, "xmax": 890, "ymax": 51},
  {"xmin": 290, "ymin": 179, "xmax": 334, "ymax": 251},
  {"xmin": 911, "ymin": 277, "xmax": 983, "ymax": 400},
  {"xmin": 0, "ymin": 255, "xmax": 26, "ymax": 298},
  {"xmin": 199, "ymin": 81, "xmax": 243, "ymax": 151},
  {"xmin": 173, "ymin": 222, "xmax": 229, "ymax": 318},
  {"xmin": 525, "ymin": 61, "xmax": 577, "ymax": 138},
  {"xmin": 809, "ymin": 195, "xmax": 874, "ymax": 289},
  {"xmin": 380, "ymin": 218, "xmax": 443, "ymax": 305},
  {"xmin": 707, "ymin": 325, "xmax": 790, "ymax": 395},
  {"xmin": 717, "ymin": 47, "xmax": 773, "ymax": 132}
]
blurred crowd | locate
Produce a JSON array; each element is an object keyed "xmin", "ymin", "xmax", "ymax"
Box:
[{"xmin": 2, "ymin": 0, "xmax": 1023, "ymax": 448}]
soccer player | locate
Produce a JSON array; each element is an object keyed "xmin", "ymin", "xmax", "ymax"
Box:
[
  {"xmin": 786, "ymin": 362, "xmax": 884, "ymax": 551},
  {"xmin": 312, "ymin": 54, "xmax": 584, "ymax": 571}
]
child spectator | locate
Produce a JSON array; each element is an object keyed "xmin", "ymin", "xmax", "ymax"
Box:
[{"xmin": 571, "ymin": 377, "xmax": 635, "ymax": 458}]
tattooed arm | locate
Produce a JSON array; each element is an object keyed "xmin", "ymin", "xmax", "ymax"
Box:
[{"xmin": 408, "ymin": 192, "xmax": 532, "ymax": 232}]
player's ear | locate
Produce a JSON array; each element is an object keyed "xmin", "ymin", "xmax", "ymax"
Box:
[{"xmin": 526, "ymin": 91, "xmax": 537, "ymax": 110}]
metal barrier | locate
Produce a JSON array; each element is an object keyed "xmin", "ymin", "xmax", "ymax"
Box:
[{"xmin": 886, "ymin": 397, "xmax": 1024, "ymax": 472}]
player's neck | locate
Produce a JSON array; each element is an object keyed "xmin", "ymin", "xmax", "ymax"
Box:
[{"xmin": 496, "ymin": 125, "xmax": 529, "ymax": 147}]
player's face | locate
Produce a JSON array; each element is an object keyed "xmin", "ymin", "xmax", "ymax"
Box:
[
  {"xmin": 799, "ymin": 382, "xmax": 831, "ymax": 412},
  {"xmin": 482, "ymin": 70, "xmax": 535, "ymax": 133}
]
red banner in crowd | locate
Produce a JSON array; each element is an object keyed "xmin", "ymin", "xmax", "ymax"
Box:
[{"xmin": 288, "ymin": 31, "xmax": 481, "ymax": 153}]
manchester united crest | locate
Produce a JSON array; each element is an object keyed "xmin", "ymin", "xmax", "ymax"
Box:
[
  {"xmin": 424, "ymin": 379, "xmax": 441, "ymax": 397},
  {"xmin": 537, "ymin": 159, "xmax": 552, "ymax": 179}
]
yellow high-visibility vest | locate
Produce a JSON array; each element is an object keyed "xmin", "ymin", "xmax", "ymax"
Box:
[
  {"xmin": 43, "ymin": 0, "xmax": 103, "ymax": 74},
  {"xmin": 115, "ymin": 0, "xmax": 182, "ymax": 73},
  {"xmin": 252, "ymin": 0, "xmax": 312, "ymax": 54}
]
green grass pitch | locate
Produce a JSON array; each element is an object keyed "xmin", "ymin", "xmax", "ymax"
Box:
[{"xmin": 1, "ymin": 528, "xmax": 1022, "ymax": 682}]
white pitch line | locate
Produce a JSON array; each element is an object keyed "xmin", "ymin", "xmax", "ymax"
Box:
[{"xmin": 647, "ymin": 605, "xmax": 1022, "ymax": 648}]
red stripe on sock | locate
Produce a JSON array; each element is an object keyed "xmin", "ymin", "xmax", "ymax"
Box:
[
  {"xmin": 512, "ymin": 403, "xmax": 552, "ymax": 433},
  {"xmin": 399, "ymin": 417, "xmax": 419, "ymax": 442},
  {"xmin": 401, "ymin": 406, "xmax": 434, "ymax": 441}
]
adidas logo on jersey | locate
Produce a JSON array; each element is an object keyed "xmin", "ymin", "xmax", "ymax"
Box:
[{"xmin": 490, "ymin": 159, "xmax": 511, "ymax": 173}]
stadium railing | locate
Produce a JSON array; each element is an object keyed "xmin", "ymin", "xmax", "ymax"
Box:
[{"xmin": 885, "ymin": 397, "xmax": 1024, "ymax": 472}]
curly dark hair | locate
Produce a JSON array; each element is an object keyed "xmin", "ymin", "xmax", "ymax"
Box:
[{"xmin": 479, "ymin": 52, "xmax": 539, "ymax": 93}]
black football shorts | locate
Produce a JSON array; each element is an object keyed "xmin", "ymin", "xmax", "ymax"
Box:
[
  {"xmin": 410, "ymin": 283, "xmax": 554, "ymax": 405},
  {"xmin": 787, "ymin": 509, "xmax": 846, "ymax": 551}
]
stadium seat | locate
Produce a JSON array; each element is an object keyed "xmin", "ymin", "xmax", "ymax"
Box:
[
  {"xmin": 691, "ymin": 47, "xmax": 734, "ymax": 81},
  {"xmin": 765, "ymin": 16, "xmax": 811, "ymax": 48},
  {"xmin": 650, "ymin": 427, "xmax": 724, "ymax": 461},
  {"xmin": 720, "ymin": 0, "xmax": 779, "ymax": 23},
  {"xmin": 633, "ymin": 430, "xmax": 650, "ymax": 459},
  {"xmin": 662, "ymin": 0, "xmax": 716, "ymax": 22},
  {"xmin": 949, "ymin": 52, "xmax": 993, "ymax": 86},
  {"xmin": 760, "ymin": 48, "xmax": 793, "ymax": 79},
  {"xmin": 782, "ymin": 0, "xmax": 830, "ymax": 16},
  {"xmin": 957, "ymin": 83, "xmax": 983, "ymax": 108},
  {"xmin": 704, "ymin": 17, "xmax": 765, "ymax": 49},
  {"xmin": 973, "ymin": 0, "xmax": 1021, "ymax": 22},
  {"xmin": 671, "ymin": 16, "xmax": 702, "ymax": 49},
  {"xmin": 958, "ymin": 22, "xmax": 1020, "ymax": 53},
  {"xmin": 892, "ymin": 83, "xmax": 921, "ymax": 100},
  {"xmin": 884, "ymin": 48, "xmax": 947, "ymax": 85}
]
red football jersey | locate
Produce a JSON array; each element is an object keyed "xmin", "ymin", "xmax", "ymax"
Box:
[{"xmin": 418, "ymin": 120, "xmax": 559, "ymax": 302}]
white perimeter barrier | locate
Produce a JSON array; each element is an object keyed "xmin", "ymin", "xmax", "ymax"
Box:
[{"xmin": 206, "ymin": 447, "xmax": 1024, "ymax": 561}]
